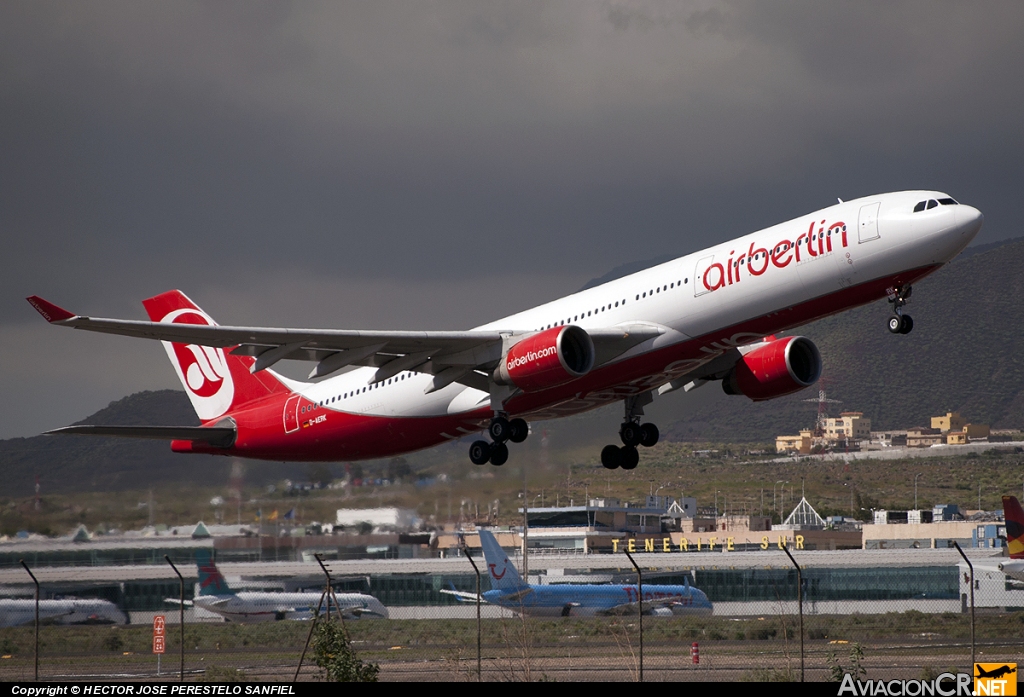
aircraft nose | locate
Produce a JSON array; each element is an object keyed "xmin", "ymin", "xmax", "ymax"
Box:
[{"xmin": 955, "ymin": 204, "xmax": 983, "ymax": 240}]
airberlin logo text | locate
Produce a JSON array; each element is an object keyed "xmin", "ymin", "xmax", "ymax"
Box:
[
  {"xmin": 507, "ymin": 346, "xmax": 557, "ymax": 370},
  {"xmin": 703, "ymin": 220, "xmax": 849, "ymax": 292}
]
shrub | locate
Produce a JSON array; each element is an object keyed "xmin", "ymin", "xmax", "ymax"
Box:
[{"xmin": 311, "ymin": 618, "xmax": 379, "ymax": 682}]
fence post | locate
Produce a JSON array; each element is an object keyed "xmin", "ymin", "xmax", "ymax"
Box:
[
  {"xmin": 164, "ymin": 555, "xmax": 185, "ymax": 681},
  {"xmin": 781, "ymin": 545, "xmax": 804, "ymax": 682},
  {"xmin": 294, "ymin": 588, "xmax": 327, "ymax": 681},
  {"xmin": 465, "ymin": 547, "xmax": 482, "ymax": 681},
  {"xmin": 19, "ymin": 560, "xmax": 39, "ymax": 682},
  {"xmin": 624, "ymin": 549, "xmax": 643, "ymax": 683},
  {"xmin": 953, "ymin": 542, "xmax": 975, "ymax": 666}
]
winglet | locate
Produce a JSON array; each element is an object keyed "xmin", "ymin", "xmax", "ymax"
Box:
[{"xmin": 26, "ymin": 296, "xmax": 76, "ymax": 323}]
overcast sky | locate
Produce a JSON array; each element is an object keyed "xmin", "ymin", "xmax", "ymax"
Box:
[{"xmin": 2, "ymin": 1, "xmax": 1023, "ymax": 439}]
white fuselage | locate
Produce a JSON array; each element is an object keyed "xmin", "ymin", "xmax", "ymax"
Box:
[
  {"xmin": 0, "ymin": 598, "xmax": 128, "ymax": 627},
  {"xmin": 292, "ymin": 191, "xmax": 981, "ymax": 421},
  {"xmin": 193, "ymin": 591, "xmax": 388, "ymax": 622}
]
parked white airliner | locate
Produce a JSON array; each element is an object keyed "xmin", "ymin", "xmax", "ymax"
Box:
[
  {"xmin": 29, "ymin": 191, "xmax": 982, "ymax": 469},
  {"xmin": 0, "ymin": 598, "xmax": 127, "ymax": 627},
  {"xmin": 171, "ymin": 550, "xmax": 387, "ymax": 622}
]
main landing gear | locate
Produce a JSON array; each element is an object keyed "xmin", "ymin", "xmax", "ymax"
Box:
[
  {"xmin": 887, "ymin": 285, "xmax": 914, "ymax": 335},
  {"xmin": 469, "ymin": 414, "xmax": 529, "ymax": 466},
  {"xmin": 601, "ymin": 394, "xmax": 660, "ymax": 470}
]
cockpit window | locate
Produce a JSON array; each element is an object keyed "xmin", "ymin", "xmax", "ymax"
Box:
[{"xmin": 914, "ymin": 198, "xmax": 957, "ymax": 212}]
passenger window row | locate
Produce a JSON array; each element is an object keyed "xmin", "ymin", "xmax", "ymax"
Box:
[
  {"xmin": 300, "ymin": 372, "xmax": 414, "ymax": 410},
  {"xmin": 533, "ymin": 276, "xmax": 694, "ymax": 332}
]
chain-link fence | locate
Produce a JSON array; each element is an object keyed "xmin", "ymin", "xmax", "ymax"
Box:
[{"xmin": 2, "ymin": 546, "xmax": 1022, "ymax": 682}]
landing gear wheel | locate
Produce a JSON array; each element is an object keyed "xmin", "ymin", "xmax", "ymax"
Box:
[
  {"xmin": 601, "ymin": 445, "xmax": 622, "ymax": 470},
  {"xmin": 620, "ymin": 422, "xmax": 642, "ymax": 447},
  {"xmin": 488, "ymin": 417, "xmax": 511, "ymax": 443},
  {"xmin": 508, "ymin": 418, "xmax": 529, "ymax": 443},
  {"xmin": 620, "ymin": 446, "xmax": 639, "ymax": 470},
  {"xmin": 899, "ymin": 315, "xmax": 914, "ymax": 335},
  {"xmin": 887, "ymin": 315, "xmax": 903, "ymax": 334},
  {"xmin": 469, "ymin": 440, "xmax": 491, "ymax": 465},
  {"xmin": 639, "ymin": 423, "xmax": 660, "ymax": 448},
  {"xmin": 489, "ymin": 442, "xmax": 509, "ymax": 466}
]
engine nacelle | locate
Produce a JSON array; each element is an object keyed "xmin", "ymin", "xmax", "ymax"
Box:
[
  {"xmin": 722, "ymin": 336, "xmax": 821, "ymax": 401},
  {"xmin": 495, "ymin": 325, "xmax": 595, "ymax": 392}
]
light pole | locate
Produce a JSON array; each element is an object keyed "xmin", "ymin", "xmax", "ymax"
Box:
[
  {"xmin": 774, "ymin": 480, "xmax": 789, "ymax": 521},
  {"xmin": 914, "ymin": 473, "xmax": 923, "ymax": 510}
]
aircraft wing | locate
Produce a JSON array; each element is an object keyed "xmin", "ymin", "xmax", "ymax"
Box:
[
  {"xmin": 599, "ymin": 594, "xmax": 690, "ymax": 616},
  {"xmin": 27, "ymin": 296, "xmax": 662, "ymax": 390},
  {"xmin": 338, "ymin": 604, "xmax": 388, "ymax": 619},
  {"xmin": 439, "ymin": 588, "xmax": 485, "ymax": 603}
]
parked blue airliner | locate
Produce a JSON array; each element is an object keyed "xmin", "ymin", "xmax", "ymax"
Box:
[{"xmin": 443, "ymin": 529, "xmax": 713, "ymax": 617}]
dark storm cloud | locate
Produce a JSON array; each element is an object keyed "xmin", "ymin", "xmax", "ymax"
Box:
[{"xmin": 2, "ymin": 1, "xmax": 1023, "ymax": 438}]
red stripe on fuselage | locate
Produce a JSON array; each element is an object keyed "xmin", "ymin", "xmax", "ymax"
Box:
[{"xmin": 184, "ymin": 264, "xmax": 940, "ymax": 462}]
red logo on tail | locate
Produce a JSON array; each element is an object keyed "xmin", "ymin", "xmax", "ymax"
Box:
[
  {"xmin": 159, "ymin": 308, "xmax": 235, "ymax": 421},
  {"xmin": 489, "ymin": 560, "xmax": 507, "ymax": 580}
]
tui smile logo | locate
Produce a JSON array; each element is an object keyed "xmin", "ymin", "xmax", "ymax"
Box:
[{"xmin": 489, "ymin": 559, "xmax": 508, "ymax": 580}]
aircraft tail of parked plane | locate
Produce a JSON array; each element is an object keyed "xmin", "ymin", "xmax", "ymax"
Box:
[
  {"xmin": 974, "ymin": 496, "xmax": 1024, "ymax": 583},
  {"xmin": 196, "ymin": 548, "xmax": 234, "ymax": 596},
  {"xmin": 477, "ymin": 525, "xmax": 528, "ymax": 591},
  {"xmin": 1002, "ymin": 495, "xmax": 1024, "ymax": 559}
]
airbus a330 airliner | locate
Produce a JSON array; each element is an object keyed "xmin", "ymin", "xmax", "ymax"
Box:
[{"xmin": 28, "ymin": 191, "xmax": 982, "ymax": 470}]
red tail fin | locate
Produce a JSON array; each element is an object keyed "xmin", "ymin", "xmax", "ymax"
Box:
[
  {"xmin": 142, "ymin": 290, "xmax": 291, "ymax": 424},
  {"xmin": 1003, "ymin": 496, "xmax": 1024, "ymax": 559}
]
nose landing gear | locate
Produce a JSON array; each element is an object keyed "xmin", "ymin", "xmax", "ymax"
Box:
[
  {"xmin": 887, "ymin": 285, "xmax": 914, "ymax": 335},
  {"xmin": 470, "ymin": 414, "xmax": 529, "ymax": 466}
]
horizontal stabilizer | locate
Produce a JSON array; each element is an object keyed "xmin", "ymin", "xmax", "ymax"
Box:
[{"xmin": 45, "ymin": 425, "xmax": 236, "ymax": 448}]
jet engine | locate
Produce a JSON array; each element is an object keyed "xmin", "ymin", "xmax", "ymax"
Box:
[
  {"xmin": 722, "ymin": 335, "xmax": 821, "ymax": 401},
  {"xmin": 494, "ymin": 325, "xmax": 595, "ymax": 392}
]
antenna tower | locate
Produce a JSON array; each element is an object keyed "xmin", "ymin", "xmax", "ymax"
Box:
[{"xmin": 802, "ymin": 378, "xmax": 841, "ymax": 436}]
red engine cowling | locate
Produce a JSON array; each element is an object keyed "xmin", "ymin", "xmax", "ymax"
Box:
[
  {"xmin": 722, "ymin": 336, "xmax": 821, "ymax": 401},
  {"xmin": 495, "ymin": 325, "xmax": 595, "ymax": 392}
]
